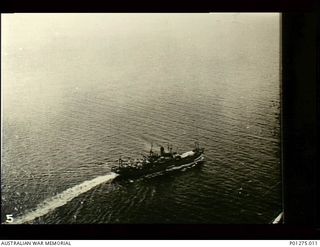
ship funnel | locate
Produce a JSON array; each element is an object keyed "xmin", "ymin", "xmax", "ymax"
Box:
[{"xmin": 160, "ymin": 146, "xmax": 164, "ymax": 156}]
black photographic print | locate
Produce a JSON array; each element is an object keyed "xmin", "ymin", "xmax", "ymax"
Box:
[{"xmin": 1, "ymin": 13, "xmax": 281, "ymax": 225}]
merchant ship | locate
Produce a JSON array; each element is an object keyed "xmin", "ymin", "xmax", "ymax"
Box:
[{"xmin": 111, "ymin": 142, "xmax": 204, "ymax": 178}]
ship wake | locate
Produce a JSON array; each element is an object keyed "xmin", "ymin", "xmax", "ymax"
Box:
[{"xmin": 9, "ymin": 172, "xmax": 118, "ymax": 224}]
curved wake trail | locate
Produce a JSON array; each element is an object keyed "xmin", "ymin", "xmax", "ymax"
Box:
[{"xmin": 10, "ymin": 172, "xmax": 118, "ymax": 224}]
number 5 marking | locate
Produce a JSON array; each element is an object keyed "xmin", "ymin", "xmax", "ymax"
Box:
[{"xmin": 6, "ymin": 214, "xmax": 13, "ymax": 223}]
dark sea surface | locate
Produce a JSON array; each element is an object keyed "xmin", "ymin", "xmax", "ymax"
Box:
[{"xmin": 1, "ymin": 14, "xmax": 281, "ymax": 224}]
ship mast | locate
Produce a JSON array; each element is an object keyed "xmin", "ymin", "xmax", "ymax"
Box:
[
  {"xmin": 150, "ymin": 142, "xmax": 153, "ymax": 156},
  {"xmin": 194, "ymin": 141, "xmax": 199, "ymax": 150}
]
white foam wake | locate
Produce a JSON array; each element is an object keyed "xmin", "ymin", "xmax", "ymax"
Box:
[{"xmin": 10, "ymin": 172, "xmax": 118, "ymax": 224}]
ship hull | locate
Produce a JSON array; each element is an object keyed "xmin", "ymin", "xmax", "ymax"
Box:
[{"xmin": 113, "ymin": 153, "xmax": 204, "ymax": 179}]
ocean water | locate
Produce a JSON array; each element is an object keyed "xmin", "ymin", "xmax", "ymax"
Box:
[{"xmin": 1, "ymin": 13, "xmax": 281, "ymax": 224}]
